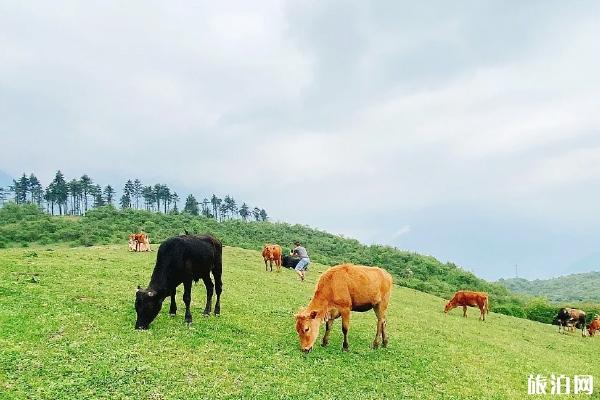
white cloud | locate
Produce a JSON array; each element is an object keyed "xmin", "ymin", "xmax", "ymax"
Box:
[{"xmin": 2, "ymin": 1, "xmax": 600, "ymax": 278}]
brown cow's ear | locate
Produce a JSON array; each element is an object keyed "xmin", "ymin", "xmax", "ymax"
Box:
[{"xmin": 309, "ymin": 310, "xmax": 318, "ymax": 319}]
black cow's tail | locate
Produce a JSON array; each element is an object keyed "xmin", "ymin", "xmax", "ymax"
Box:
[{"xmin": 209, "ymin": 236, "xmax": 223, "ymax": 294}]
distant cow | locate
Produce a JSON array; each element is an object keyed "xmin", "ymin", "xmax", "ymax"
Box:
[
  {"xmin": 134, "ymin": 234, "xmax": 223, "ymax": 330},
  {"xmin": 444, "ymin": 291, "xmax": 489, "ymax": 321},
  {"xmin": 588, "ymin": 317, "xmax": 600, "ymax": 337},
  {"xmin": 129, "ymin": 233, "xmax": 151, "ymax": 252},
  {"xmin": 282, "ymin": 254, "xmax": 301, "ymax": 269},
  {"xmin": 262, "ymin": 244, "xmax": 282, "ymax": 272},
  {"xmin": 555, "ymin": 308, "xmax": 586, "ymax": 336},
  {"xmin": 295, "ymin": 264, "xmax": 392, "ymax": 352}
]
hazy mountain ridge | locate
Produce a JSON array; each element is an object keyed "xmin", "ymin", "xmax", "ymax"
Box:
[{"xmin": 498, "ymin": 271, "xmax": 600, "ymax": 303}]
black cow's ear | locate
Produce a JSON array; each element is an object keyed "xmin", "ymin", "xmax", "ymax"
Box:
[
  {"xmin": 309, "ymin": 310, "xmax": 318, "ymax": 319},
  {"xmin": 148, "ymin": 291, "xmax": 155, "ymax": 297}
]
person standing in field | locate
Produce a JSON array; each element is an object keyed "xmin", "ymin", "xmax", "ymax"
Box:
[{"xmin": 292, "ymin": 241, "xmax": 310, "ymax": 281}]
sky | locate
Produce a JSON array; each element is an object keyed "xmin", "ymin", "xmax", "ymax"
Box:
[{"xmin": 2, "ymin": 1, "xmax": 600, "ymax": 280}]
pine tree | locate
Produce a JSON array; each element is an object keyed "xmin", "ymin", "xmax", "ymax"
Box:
[
  {"xmin": 183, "ymin": 194, "xmax": 199, "ymax": 215},
  {"xmin": 133, "ymin": 179, "xmax": 142, "ymax": 209},
  {"xmin": 103, "ymin": 185, "xmax": 115, "ymax": 205},
  {"xmin": 142, "ymin": 186, "xmax": 155, "ymax": 211},
  {"xmin": 171, "ymin": 192, "xmax": 179, "ymax": 213},
  {"xmin": 260, "ymin": 209, "xmax": 268, "ymax": 221},
  {"xmin": 120, "ymin": 194, "xmax": 131, "ymax": 209},
  {"xmin": 252, "ymin": 207, "xmax": 261, "ymax": 221},
  {"xmin": 80, "ymin": 174, "xmax": 93, "ymax": 213},
  {"xmin": 91, "ymin": 184, "xmax": 105, "ymax": 208},
  {"xmin": 50, "ymin": 171, "xmax": 68, "ymax": 215},
  {"xmin": 239, "ymin": 203, "xmax": 250, "ymax": 221}
]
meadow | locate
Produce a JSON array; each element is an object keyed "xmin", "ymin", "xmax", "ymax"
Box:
[{"xmin": 1, "ymin": 245, "xmax": 599, "ymax": 399}]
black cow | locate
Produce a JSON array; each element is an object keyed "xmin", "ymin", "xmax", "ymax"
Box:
[
  {"xmin": 282, "ymin": 254, "xmax": 302, "ymax": 269},
  {"xmin": 135, "ymin": 234, "xmax": 222, "ymax": 330},
  {"xmin": 554, "ymin": 308, "xmax": 586, "ymax": 336}
]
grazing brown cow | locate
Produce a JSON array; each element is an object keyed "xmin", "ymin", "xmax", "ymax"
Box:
[
  {"xmin": 262, "ymin": 244, "xmax": 282, "ymax": 272},
  {"xmin": 295, "ymin": 263, "xmax": 393, "ymax": 352},
  {"xmin": 588, "ymin": 317, "xmax": 600, "ymax": 337},
  {"xmin": 444, "ymin": 291, "xmax": 489, "ymax": 321}
]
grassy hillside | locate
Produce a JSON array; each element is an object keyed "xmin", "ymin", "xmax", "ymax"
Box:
[
  {"xmin": 1, "ymin": 245, "xmax": 598, "ymax": 399},
  {"xmin": 499, "ymin": 272, "xmax": 600, "ymax": 303},
  {"xmin": 0, "ymin": 204, "xmax": 526, "ymax": 316}
]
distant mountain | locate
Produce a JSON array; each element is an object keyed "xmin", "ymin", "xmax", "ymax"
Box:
[
  {"xmin": 497, "ymin": 271, "xmax": 600, "ymax": 303},
  {"xmin": 0, "ymin": 170, "xmax": 13, "ymax": 188}
]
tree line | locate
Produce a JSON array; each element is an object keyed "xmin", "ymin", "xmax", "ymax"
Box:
[{"xmin": 1, "ymin": 171, "xmax": 268, "ymax": 222}]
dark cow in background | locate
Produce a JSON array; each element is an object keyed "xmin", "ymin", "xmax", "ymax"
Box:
[
  {"xmin": 135, "ymin": 234, "xmax": 223, "ymax": 330},
  {"xmin": 555, "ymin": 308, "xmax": 586, "ymax": 336},
  {"xmin": 282, "ymin": 254, "xmax": 302, "ymax": 269}
]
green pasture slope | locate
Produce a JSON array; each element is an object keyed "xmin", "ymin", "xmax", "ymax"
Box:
[{"xmin": 1, "ymin": 246, "xmax": 599, "ymax": 399}]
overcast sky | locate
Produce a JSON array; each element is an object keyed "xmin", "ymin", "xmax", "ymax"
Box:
[{"xmin": 2, "ymin": 1, "xmax": 600, "ymax": 280}]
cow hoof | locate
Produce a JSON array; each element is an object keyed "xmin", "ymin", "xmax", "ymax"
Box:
[
  {"xmin": 342, "ymin": 347, "xmax": 349, "ymax": 352},
  {"xmin": 372, "ymin": 342, "xmax": 379, "ymax": 349},
  {"xmin": 214, "ymin": 313, "xmax": 220, "ymax": 317},
  {"xmin": 202, "ymin": 313, "xmax": 210, "ymax": 317},
  {"xmin": 169, "ymin": 313, "xmax": 177, "ymax": 317},
  {"xmin": 321, "ymin": 341, "xmax": 329, "ymax": 347},
  {"xmin": 382, "ymin": 340, "xmax": 388, "ymax": 348}
]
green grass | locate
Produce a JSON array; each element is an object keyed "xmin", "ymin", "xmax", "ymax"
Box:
[{"xmin": 0, "ymin": 245, "xmax": 599, "ymax": 399}]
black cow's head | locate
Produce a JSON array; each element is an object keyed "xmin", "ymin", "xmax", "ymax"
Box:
[{"xmin": 135, "ymin": 286, "xmax": 162, "ymax": 330}]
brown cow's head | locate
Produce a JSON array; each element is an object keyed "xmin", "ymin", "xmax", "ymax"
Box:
[
  {"xmin": 295, "ymin": 310, "xmax": 321, "ymax": 352},
  {"xmin": 444, "ymin": 300, "xmax": 455, "ymax": 314},
  {"xmin": 134, "ymin": 286, "xmax": 162, "ymax": 330},
  {"xmin": 264, "ymin": 245, "xmax": 273, "ymax": 258}
]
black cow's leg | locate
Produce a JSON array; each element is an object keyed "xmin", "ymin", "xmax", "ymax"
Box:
[
  {"xmin": 169, "ymin": 288, "xmax": 177, "ymax": 316},
  {"xmin": 202, "ymin": 275, "xmax": 214, "ymax": 316},
  {"xmin": 213, "ymin": 269, "xmax": 222, "ymax": 316},
  {"xmin": 183, "ymin": 281, "xmax": 193, "ymax": 324}
]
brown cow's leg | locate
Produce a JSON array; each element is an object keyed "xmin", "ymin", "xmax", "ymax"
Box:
[
  {"xmin": 341, "ymin": 310, "xmax": 350, "ymax": 352},
  {"xmin": 463, "ymin": 305, "xmax": 467, "ymax": 318},
  {"xmin": 264, "ymin": 258, "xmax": 268, "ymax": 271},
  {"xmin": 479, "ymin": 305, "xmax": 485, "ymax": 321},
  {"xmin": 321, "ymin": 319, "xmax": 334, "ymax": 347},
  {"xmin": 169, "ymin": 288, "xmax": 177, "ymax": 316},
  {"xmin": 373, "ymin": 305, "xmax": 385, "ymax": 349},
  {"xmin": 183, "ymin": 281, "xmax": 193, "ymax": 324}
]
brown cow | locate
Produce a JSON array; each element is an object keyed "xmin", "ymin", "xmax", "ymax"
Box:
[
  {"xmin": 444, "ymin": 290, "xmax": 489, "ymax": 321},
  {"xmin": 588, "ymin": 317, "xmax": 600, "ymax": 337},
  {"xmin": 129, "ymin": 233, "xmax": 151, "ymax": 252},
  {"xmin": 262, "ymin": 244, "xmax": 282, "ymax": 272},
  {"xmin": 294, "ymin": 263, "xmax": 393, "ymax": 352}
]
